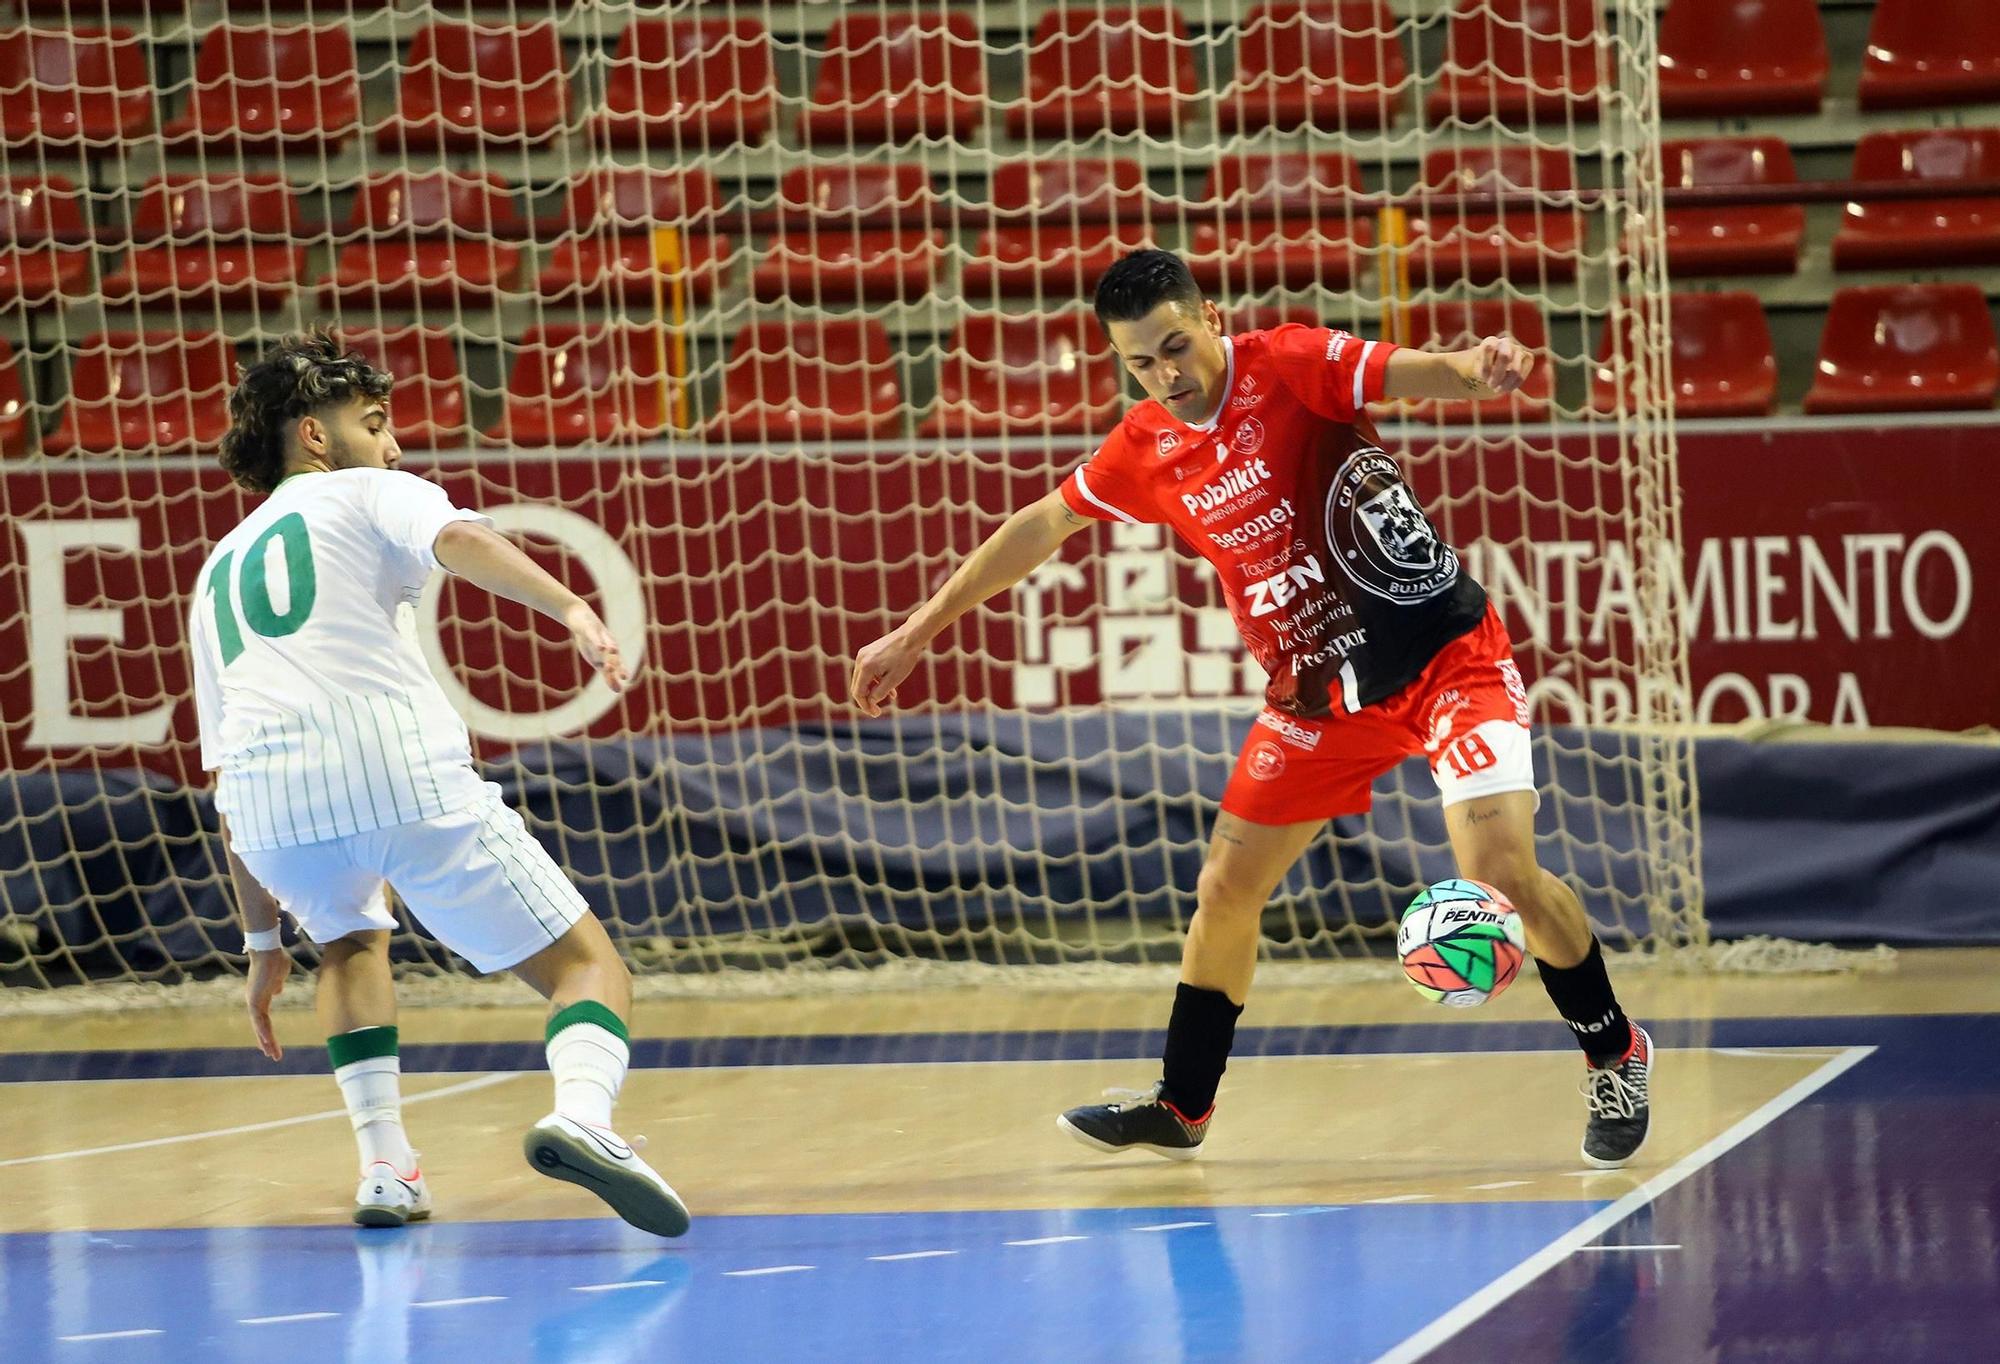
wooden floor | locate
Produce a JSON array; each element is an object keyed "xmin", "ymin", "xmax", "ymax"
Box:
[{"xmin": 2, "ymin": 949, "xmax": 1988, "ymax": 1237}]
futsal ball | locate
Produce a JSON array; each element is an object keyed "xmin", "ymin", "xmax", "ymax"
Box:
[{"xmin": 1396, "ymin": 878, "xmax": 1527, "ymax": 1008}]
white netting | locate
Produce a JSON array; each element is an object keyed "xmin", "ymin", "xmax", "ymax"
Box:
[{"xmin": 0, "ymin": 0, "xmax": 1709, "ymax": 1000}]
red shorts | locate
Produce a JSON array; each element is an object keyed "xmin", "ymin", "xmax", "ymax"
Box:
[{"xmin": 1221, "ymin": 605, "xmax": 1535, "ymax": 826}]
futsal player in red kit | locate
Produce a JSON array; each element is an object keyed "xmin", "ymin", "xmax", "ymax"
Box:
[{"xmin": 851, "ymin": 251, "xmax": 1652, "ymax": 1167}]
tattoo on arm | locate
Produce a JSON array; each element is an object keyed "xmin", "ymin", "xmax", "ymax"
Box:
[
  {"xmin": 1060, "ymin": 504, "xmax": 1086, "ymax": 526},
  {"xmin": 1461, "ymin": 806, "xmax": 1501, "ymax": 824},
  {"xmin": 1460, "ymin": 374, "xmax": 1485, "ymax": 393}
]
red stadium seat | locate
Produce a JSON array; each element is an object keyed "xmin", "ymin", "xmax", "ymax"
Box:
[
  {"xmin": 708, "ymin": 319, "xmax": 903, "ymax": 444},
  {"xmin": 800, "ymin": 12, "xmax": 984, "ymax": 145},
  {"xmin": 0, "ymin": 339, "xmax": 30, "ymax": 457},
  {"xmin": 1661, "ymin": 137, "xmax": 1804, "ymax": 277},
  {"xmin": 162, "ymin": 26, "xmax": 360, "ymax": 152},
  {"xmin": 1804, "ymin": 285, "xmax": 2000, "ymax": 415},
  {"xmin": 1188, "ymin": 151, "xmax": 1370, "ymax": 293},
  {"xmin": 923, "ymin": 312, "xmax": 1124, "ymax": 439},
  {"xmin": 102, "ymin": 175, "xmax": 306, "ymax": 309},
  {"xmin": 323, "ymin": 172, "xmax": 524, "ymax": 307},
  {"xmin": 1218, "ymin": 1, "xmax": 1408, "ymax": 134},
  {"xmin": 1407, "ymin": 147, "xmax": 1579, "ymax": 285},
  {"xmin": 45, "ymin": 331, "xmax": 234, "ymax": 456},
  {"xmin": 1009, "ymin": 6, "xmax": 1199, "ymax": 139},
  {"xmin": 340, "ymin": 328, "xmax": 468, "ymax": 450},
  {"xmin": 1229, "ymin": 304, "xmax": 1326, "ymax": 335},
  {"xmin": 488, "ymin": 324, "xmax": 674, "ymax": 446},
  {"xmin": 381, "ymin": 22, "xmax": 568, "ymax": 150},
  {"xmin": 1658, "ymin": 0, "xmax": 1826, "ymax": 117},
  {"xmin": 964, "ymin": 158, "xmax": 1155, "ymax": 299},
  {"xmin": 752, "ymin": 164, "xmax": 942, "ymax": 303},
  {"xmin": 0, "ymin": 176, "xmax": 92, "ymax": 308},
  {"xmin": 1860, "ymin": 0, "xmax": 2000, "ymax": 111},
  {"xmin": 1591, "ymin": 293, "xmax": 1776, "ymax": 419},
  {"xmin": 536, "ymin": 169, "xmax": 732, "ymax": 306},
  {"xmin": 1833, "ymin": 129, "xmax": 2000, "ymax": 272},
  {"xmin": 597, "ymin": 19, "xmax": 775, "ymax": 148},
  {"xmin": 1395, "ymin": 299, "xmax": 1552, "ymax": 422},
  {"xmin": 0, "ymin": 28, "xmax": 152, "ymax": 146},
  {"xmin": 1426, "ymin": 0, "xmax": 1599, "ymax": 124}
]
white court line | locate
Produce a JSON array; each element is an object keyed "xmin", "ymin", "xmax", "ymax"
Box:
[
  {"xmin": 239, "ymin": 1312, "xmax": 340, "ymax": 1325},
  {"xmin": 411, "ymin": 1296, "xmax": 506, "ymax": 1309},
  {"xmin": 1250, "ymin": 1212, "xmax": 1293, "ymax": 1219},
  {"xmin": 723, "ymin": 1265, "xmax": 815, "ymax": 1278},
  {"xmin": 571, "ymin": 1281, "xmax": 666, "ymax": 1293},
  {"xmin": 59, "ymin": 1329, "xmax": 163, "ymax": 1342},
  {"xmin": 869, "ymin": 1250, "xmax": 959, "ymax": 1262},
  {"xmin": 1364, "ymin": 1195, "xmax": 1433, "ymax": 1205},
  {"xmin": 1372, "ymin": 1044, "xmax": 1875, "ymax": 1364},
  {"xmin": 1131, "ymin": 1221, "xmax": 1210, "ymax": 1233},
  {"xmin": 1468, "ymin": 1181, "xmax": 1532, "ymax": 1191},
  {"xmin": 0, "ymin": 1073, "xmax": 516, "ymax": 1168},
  {"xmin": 1576, "ymin": 1244, "xmax": 1681, "ymax": 1253},
  {"xmin": 1005, "ymin": 1235, "xmax": 1088, "ymax": 1247}
]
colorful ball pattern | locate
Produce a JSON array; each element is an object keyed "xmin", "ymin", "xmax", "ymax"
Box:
[{"xmin": 1396, "ymin": 878, "xmax": 1527, "ymax": 1007}]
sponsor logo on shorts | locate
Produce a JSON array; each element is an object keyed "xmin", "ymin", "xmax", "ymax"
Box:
[
  {"xmin": 1499, "ymin": 657, "xmax": 1530, "ymax": 726},
  {"xmin": 1327, "ymin": 333, "xmax": 1349, "ymax": 363},
  {"xmin": 1259, "ymin": 710, "xmax": 1323, "ymax": 751},
  {"xmin": 1246, "ymin": 741, "xmax": 1288, "ymax": 781},
  {"xmin": 1424, "ymin": 688, "xmax": 1469, "ymax": 752},
  {"xmin": 1325, "ymin": 448, "xmax": 1461, "ymax": 603}
]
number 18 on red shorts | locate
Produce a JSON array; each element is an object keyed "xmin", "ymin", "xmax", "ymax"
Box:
[{"xmin": 1221, "ymin": 606, "xmax": 1535, "ymax": 826}]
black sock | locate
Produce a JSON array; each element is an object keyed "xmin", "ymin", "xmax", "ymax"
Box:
[
  {"xmin": 1537, "ymin": 938, "xmax": 1633, "ymax": 1066},
  {"xmin": 1159, "ymin": 983, "xmax": 1243, "ymax": 1117}
]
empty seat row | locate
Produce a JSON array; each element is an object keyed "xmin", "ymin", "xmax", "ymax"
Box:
[
  {"xmin": 5, "ymin": 0, "xmax": 1993, "ymax": 155},
  {"xmin": 6, "ymin": 133, "xmax": 1993, "ymax": 318},
  {"xmin": 3, "ymin": 285, "xmax": 1991, "ymax": 460}
]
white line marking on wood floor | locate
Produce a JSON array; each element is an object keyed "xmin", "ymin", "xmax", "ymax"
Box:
[
  {"xmin": 1373, "ymin": 1044, "xmax": 1875, "ymax": 1364},
  {"xmin": 1363, "ymin": 1194, "xmax": 1434, "ymax": 1204},
  {"xmin": 1, "ymin": 1073, "xmax": 516, "ymax": 1168},
  {"xmin": 571, "ymin": 1281, "xmax": 666, "ymax": 1292},
  {"xmin": 723, "ymin": 1265, "xmax": 815, "ymax": 1278},
  {"xmin": 1468, "ymin": 1180, "xmax": 1532, "ymax": 1191},
  {"xmin": 239, "ymin": 1312, "xmax": 340, "ymax": 1325}
]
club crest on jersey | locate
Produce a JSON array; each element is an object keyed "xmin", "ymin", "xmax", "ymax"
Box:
[
  {"xmin": 1230, "ymin": 417, "xmax": 1266, "ymax": 455},
  {"xmin": 1156, "ymin": 430, "xmax": 1182, "ymax": 459},
  {"xmin": 1324, "ymin": 448, "xmax": 1460, "ymax": 602},
  {"xmin": 1246, "ymin": 741, "xmax": 1287, "ymax": 781}
]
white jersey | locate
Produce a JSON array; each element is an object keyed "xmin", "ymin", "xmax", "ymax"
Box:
[{"xmin": 189, "ymin": 468, "xmax": 490, "ymax": 852}]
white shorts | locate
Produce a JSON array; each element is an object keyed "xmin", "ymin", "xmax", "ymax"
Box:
[{"xmin": 238, "ymin": 787, "xmax": 590, "ymax": 974}]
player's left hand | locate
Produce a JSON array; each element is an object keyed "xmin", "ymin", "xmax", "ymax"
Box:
[
  {"xmin": 246, "ymin": 947, "xmax": 291, "ymax": 1062},
  {"xmin": 565, "ymin": 601, "xmax": 630, "ymax": 694},
  {"xmin": 1467, "ymin": 335, "xmax": 1535, "ymax": 396}
]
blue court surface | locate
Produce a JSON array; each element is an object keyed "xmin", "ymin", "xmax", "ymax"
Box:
[{"xmin": 5, "ymin": 1012, "xmax": 1997, "ymax": 1363}]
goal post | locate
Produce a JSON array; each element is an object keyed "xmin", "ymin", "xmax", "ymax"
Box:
[{"xmin": 0, "ymin": 0, "xmax": 1704, "ymax": 1003}]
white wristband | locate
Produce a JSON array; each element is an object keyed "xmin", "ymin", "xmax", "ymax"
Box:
[{"xmin": 243, "ymin": 926, "xmax": 283, "ymax": 953}]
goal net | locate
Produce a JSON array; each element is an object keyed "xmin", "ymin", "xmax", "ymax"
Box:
[{"xmin": 0, "ymin": 0, "xmax": 1701, "ymax": 1000}]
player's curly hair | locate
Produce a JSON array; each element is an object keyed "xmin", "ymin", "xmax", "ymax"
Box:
[
  {"xmin": 218, "ymin": 328, "xmax": 392, "ymax": 494},
  {"xmin": 1093, "ymin": 249, "xmax": 1205, "ymax": 326}
]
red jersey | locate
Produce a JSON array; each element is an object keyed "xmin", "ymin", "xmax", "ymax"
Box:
[{"xmin": 1058, "ymin": 325, "xmax": 1488, "ymax": 718}]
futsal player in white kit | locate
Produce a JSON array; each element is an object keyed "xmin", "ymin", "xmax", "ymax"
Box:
[{"xmin": 189, "ymin": 330, "xmax": 688, "ymax": 1235}]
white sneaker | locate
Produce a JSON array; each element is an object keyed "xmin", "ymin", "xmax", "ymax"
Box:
[
  {"xmin": 523, "ymin": 1113, "xmax": 691, "ymax": 1238},
  {"xmin": 353, "ymin": 1161, "xmax": 433, "ymax": 1228}
]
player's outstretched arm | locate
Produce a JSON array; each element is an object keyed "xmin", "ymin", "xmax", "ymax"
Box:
[
  {"xmin": 1383, "ymin": 335, "xmax": 1536, "ymax": 401},
  {"xmin": 850, "ymin": 490, "xmax": 1091, "ymax": 717},
  {"xmin": 434, "ymin": 521, "xmax": 630, "ymax": 695},
  {"xmin": 219, "ymin": 811, "xmax": 291, "ymax": 1062}
]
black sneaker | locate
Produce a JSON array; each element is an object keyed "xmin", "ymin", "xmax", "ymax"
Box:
[
  {"xmin": 1580, "ymin": 1023, "xmax": 1654, "ymax": 1168},
  {"xmin": 1058, "ymin": 1083, "xmax": 1211, "ymax": 1162}
]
